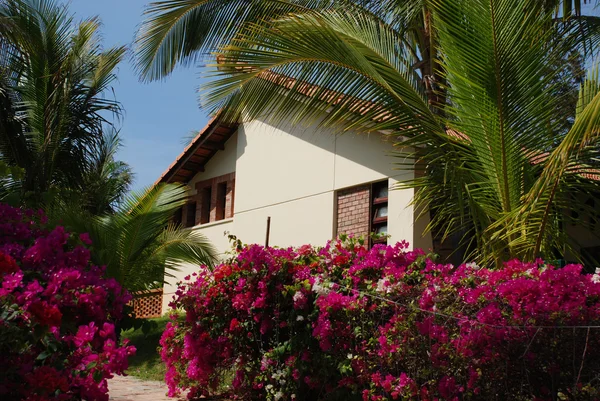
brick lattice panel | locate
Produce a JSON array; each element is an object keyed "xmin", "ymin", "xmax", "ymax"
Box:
[
  {"xmin": 336, "ymin": 185, "xmax": 371, "ymax": 238},
  {"xmin": 131, "ymin": 289, "xmax": 163, "ymax": 319}
]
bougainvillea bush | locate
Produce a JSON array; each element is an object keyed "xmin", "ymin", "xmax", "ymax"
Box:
[
  {"xmin": 0, "ymin": 203, "xmax": 135, "ymax": 400},
  {"xmin": 163, "ymin": 237, "xmax": 600, "ymax": 401}
]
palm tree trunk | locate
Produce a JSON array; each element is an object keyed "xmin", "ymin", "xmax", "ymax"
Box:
[{"xmin": 421, "ymin": 9, "xmax": 446, "ymax": 116}]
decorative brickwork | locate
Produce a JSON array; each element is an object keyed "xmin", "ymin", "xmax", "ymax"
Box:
[
  {"xmin": 131, "ymin": 289, "xmax": 163, "ymax": 318},
  {"xmin": 194, "ymin": 172, "xmax": 236, "ymax": 225},
  {"xmin": 336, "ymin": 185, "xmax": 371, "ymax": 238}
]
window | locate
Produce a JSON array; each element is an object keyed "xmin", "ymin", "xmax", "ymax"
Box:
[
  {"xmin": 335, "ymin": 180, "xmax": 389, "ymax": 246},
  {"xmin": 200, "ymin": 186, "xmax": 212, "ymax": 224},
  {"xmin": 185, "ymin": 202, "xmax": 197, "ymax": 228},
  {"xmin": 216, "ymin": 182, "xmax": 227, "ymax": 221},
  {"xmin": 193, "ymin": 172, "xmax": 236, "ymax": 225},
  {"xmin": 371, "ymin": 181, "xmax": 389, "ymax": 245}
]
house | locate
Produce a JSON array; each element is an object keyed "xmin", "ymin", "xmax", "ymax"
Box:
[{"xmin": 155, "ymin": 115, "xmax": 433, "ymax": 313}]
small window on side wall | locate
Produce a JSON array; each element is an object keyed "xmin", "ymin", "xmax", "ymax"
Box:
[
  {"xmin": 193, "ymin": 172, "xmax": 236, "ymax": 225},
  {"xmin": 216, "ymin": 182, "xmax": 227, "ymax": 221},
  {"xmin": 371, "ymin": 180, "xmax": 389, "ymax": 245},
  {"xmin": 200, "ymin": 186, "xmax": 211, "ymax": 224},
  {"xmin": 185, "ymin": 202, "xmax": 197, "ymax": 228}
]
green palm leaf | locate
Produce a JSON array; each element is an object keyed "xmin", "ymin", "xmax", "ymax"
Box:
[
  {"xmin": 203, "ymin": 10, "xmax": 441, "ymax": 136},
  {"xmin": 134, "ymin": 0, "xmax": 343, "ymax": 81},
  {"xmin": 58, "ymin": 183, "xmax": 218, "ymax": 293}
]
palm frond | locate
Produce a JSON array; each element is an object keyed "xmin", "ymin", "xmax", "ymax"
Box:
[
  {"xmin": 57, "ymin": 183, "xmax": 218, "ymax": 292},
  {"xmin": 203, "ymin": 9, "xmax": 441, "ymax": 135},
  {"xmin": 0, "ymin": 0, "xmax": 125, "ymax": 205},
  {"xmin": 134, "ymin": 0, "xmax": 341, "ymax": 81},
  {"xmin": 497, "ymin": 64, "xmax": 600, "ymax": 260}
]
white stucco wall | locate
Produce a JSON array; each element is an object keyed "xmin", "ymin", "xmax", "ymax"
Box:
[
  {"xmin": 162, "ymin": 118, "xmax": 432, "ymax": 313},
  {"xmin": 234, "ymin": 119, "xmax": 425, "ymax": 248}
]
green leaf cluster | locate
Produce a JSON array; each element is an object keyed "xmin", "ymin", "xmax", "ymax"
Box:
[{"xmin": 57, "ymin": 183, "xmax": 218, "ymax": 293}]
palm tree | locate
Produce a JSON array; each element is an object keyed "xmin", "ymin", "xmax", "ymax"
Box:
[
  {"xmin": 58, "ymin": 183, "xmax": 218, "ymax": 293},
  {"xmin": 75, "ymin": 129, "xmax": 134, "ymax": 215},
  {"xmin": 134, "ymin": 0, "xmax": 599, "ymax": 123},
  {"xmin": 0, "ymin": 0, "xmax": 127, "ymax": 206},
  {"xmin": 138, "ymin": 0, "xmax": 600, "ymax": 266}
]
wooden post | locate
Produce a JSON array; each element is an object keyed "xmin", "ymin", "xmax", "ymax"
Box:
[{"xmin": 265, "ymin": 216, "xmax": 271, "ymax": 247}]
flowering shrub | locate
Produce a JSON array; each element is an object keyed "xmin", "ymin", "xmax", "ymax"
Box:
[
  {"xmin": 162, "ymin": 238, "xmax": 600, "ymax": 400},
  {"xmin": 0, "ymin": 203, "xmax": 135, "ymax": 400}
]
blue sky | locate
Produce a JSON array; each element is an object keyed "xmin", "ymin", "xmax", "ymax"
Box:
[{"xmin": 69, "ymin": 0, "xmax": 210, "ymax": 192}]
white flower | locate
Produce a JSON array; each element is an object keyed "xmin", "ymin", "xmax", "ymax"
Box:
[
  {"xmin": 376, "ymin": 278, "xmax": 396, "ymax": 294},
  {"xmin": 312, "ymin": 277, "xmax": 330, "ymax": 296},
  {"xmin": 465, "ymin": 262, "xmax": 480, "ymax": 270},
  {"xmin": 347, "ymin": 353, "xmax": 353, "ymax": 359},
  {"xmin": 296, "ymin": 315, "xmax": 304, "ymax": 321},
  {"xmin": 293, "ymin": 291, "xmax": 305, "ymax": 303},
  {"xmin": 274, "ymin": 391, "xmax": 283, "ymax": 401},
  {"xmin": 266, "ymin": 384, "xmax": 274, "ymax": 391}
]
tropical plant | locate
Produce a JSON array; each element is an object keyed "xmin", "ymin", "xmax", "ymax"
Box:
[
  {"xmin": 57, "ymin": 183, "xmax": 218, "ymax": 293},
  {"xmin": 133, "ymin": 0, "xmax": 597, "ymax": 132},
  {"xmin": 134, "ymin": 0, "xmax": 599, "ymax": 83},
  {"xmin": 136, "ymin": 0, "xmax": 600, "ymax": 265},
  {"xmin": 0, "ymin": 0, "xmax": 129, "ymax": 208},
  {"xmin": 75, "ymin": 129, "xmax": 134, "ymax": 215}
]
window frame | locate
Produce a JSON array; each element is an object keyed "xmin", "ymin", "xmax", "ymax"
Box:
[{"xmin": 370, "ymin": 180, "xmax": 389, "ymax": 246}]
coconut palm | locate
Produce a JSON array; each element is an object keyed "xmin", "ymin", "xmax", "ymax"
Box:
[
  {"xmin": 0, "ymin": 0, "xmax": 127, "ymax": 206},
  {"xmin": 135, "ymin": 1, "xmax": 599, "ymax": 112},
  {"xmin": 137, "ymin": 0, "xmax": 600, "ymax": 266},
  {"xmin": 59, "ymin": 183, "xmax": 218, "ymax": 293}
]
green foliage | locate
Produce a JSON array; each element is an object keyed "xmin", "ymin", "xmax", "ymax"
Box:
[
  {"xmin": 71, "ymin": 129, "xmax": 134, "ymax": 215},
  {"xmin": 0, "ymin": 0, "xmax": 132, "ymax": 211},
  {"xmin": 121, "ymin": 316, "xmax": 173, "ymax": 381},
  {"xmin": 56, "ymin": 182, "xmax": 218, "ymax": 293},
  {"xmin": 134, "ymin": 0, "xmax": 342, "ymax": 82}
]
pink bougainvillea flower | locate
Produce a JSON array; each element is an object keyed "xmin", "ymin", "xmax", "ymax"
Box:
[
  {"xmin": 0, "ymin": 203, "xmax": 134, "ymax": 400},
  {"xmin": 160, "ymin": 238, "xmax": 600, "ymax": 401},
  {"xmin": 0, "ymin": 252, "xmax": 19, "ymax": 275}
]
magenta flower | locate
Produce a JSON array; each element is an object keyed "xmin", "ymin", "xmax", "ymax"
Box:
[{"xmin": 0, "ymin": 203, "xmax": 134, "ymax": 400}]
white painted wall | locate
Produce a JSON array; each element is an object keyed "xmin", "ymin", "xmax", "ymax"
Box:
[
  {"xmin": 234, "ymin": 119, "xmax": 424, "ymax": 248},
  {"xmin": 233, "ymin": 192, "xmax": 336, "ymax": 247},
  {"xmin": 234, "ymin": 120, "xmax": 336, "ymax": 212}
]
